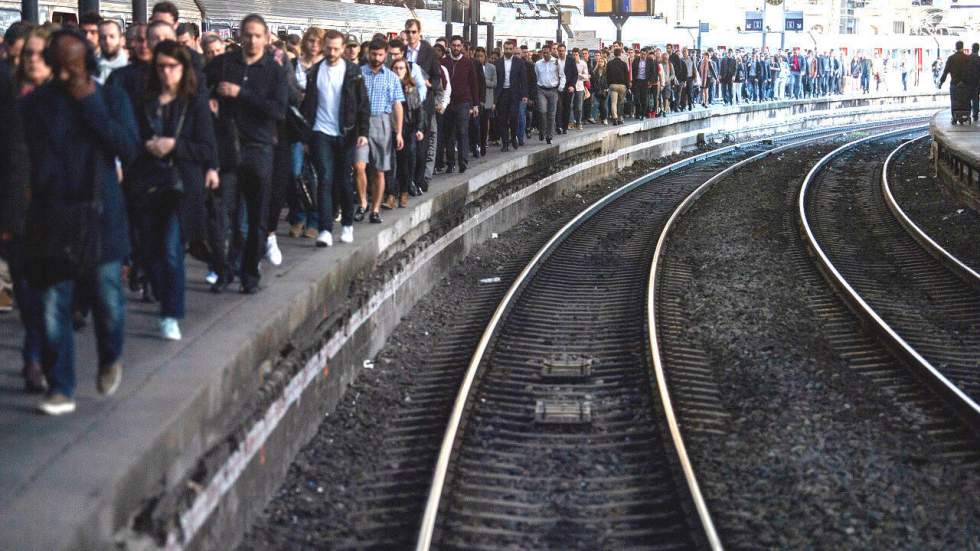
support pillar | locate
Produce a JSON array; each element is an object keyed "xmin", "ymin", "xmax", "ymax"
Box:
[
  {"xmin": 79, "ymin": 0, "xmax": 99, "ymax": 14},
  {"xmin": 133, "ymin": 0, "xmax": 147, "ymax": 24},
  {"xmin": 21, "ymin": 0, "xmax": 39, "ymax": 24},
  {"xmin": 610, "ymin": 15, "xmax": 629, "ymax": 44}
]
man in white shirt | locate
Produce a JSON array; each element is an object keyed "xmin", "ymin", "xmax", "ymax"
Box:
[
  {"xmin": 299, "ymin": 29, "xmax": 370, "ymax": 246},
  {"xmin": 534, "ymin": 45, "xmax": 565, "ymax": 144},
  {"xmin": 493, "ymin": 40, "xmax": 528, "ymax": 151}
]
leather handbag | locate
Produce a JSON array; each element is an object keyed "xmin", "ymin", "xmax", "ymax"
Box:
[
  {"xmin": 296, "ymin": 156, "xmax": 317, "ymax": 212},
  {"xmin": 131, "ymin": 104, "xmax": 188, "ymax": 206}
]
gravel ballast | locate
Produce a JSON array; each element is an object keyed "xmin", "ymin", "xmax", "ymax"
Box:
[
  {"xmin": 239, "ymin": 154, "xmax": 703, "ymax": 550},
  {"xmin": 661, "ymin": 139, "xmax": 980, "ymax": 550},
  {"xmin": 888, "ymin": 137, "xmax": 980, "ymax": 272}
]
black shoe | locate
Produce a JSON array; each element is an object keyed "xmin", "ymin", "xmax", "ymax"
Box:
[
  {"xmin": 546, "ymin": 137, "xmax": 552, "ymax": 144},
  {"xmin": 434, "ymin": 165, "xmax": 446, "ymax": 174},
  {"xmin": 240, "ymin": 283, "xmax": 259, "ymax": 295},
  {"xmin": 420, "ymin": 179, "xmax": 429, "ymax": 193},
  {"xmin": 459, "ymin": 163, "xmax": 467, "ymax": 174},
  {"xmin": 539, "ymin": 134, "xmax": 544, "ymax": 142},
  {"xmin": 408, "ymin": 183, "xmax": 422, "ymax": 197},
  {"xmin": 512, "ymin": 139, "xmax": 519, "ymax": 149},
  {"xmin": 480, "ymin": 146, "xmax": 487, "ymax": 157},
  {"xmin": 502, "ymin": 145, "xmax": 510, "ymax": 152},
  {"xmin": 353, "ymin": 206, "xmax": 366, "ymax": 222},
  {"xmin": 445, "ymin": 165, "xmax": 455, "ymax": 174},
  {"xmin": 210, "ymin": 272, "xmax": 233, "ymax": 294},
  {"xmin": 369, "ymin": 211, "xmax": 382, "ymax": 224}
]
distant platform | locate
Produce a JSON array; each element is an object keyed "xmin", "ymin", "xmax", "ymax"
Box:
[{"xmin": 930, "ymin": 111, "xmax": 980, "ymax": 213}]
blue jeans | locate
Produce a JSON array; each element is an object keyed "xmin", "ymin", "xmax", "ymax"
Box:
[
  {"xmin": 7, "ymin": 238, "xmax": 43, "ymax": 365},
  {"xmin": 140, "ymin": 208, "xmax": 184, "ymax": 318},
  {"xmin": 790, "ymin": 73, "xmax": 802, "ymax": 98},
  {"xmin": 517, "ymin": 101, "xmax": 527, "ymax": 145},
  {"xmin": 312, "ymin": 132, "xmax": 355, "ymax": 231},
  {"xmin": 42, "ymin": 260, "xmax": 125, "ymax": 397},
  {"xmin": 287, "ymin": 142, "xmax": 318, "ymax": 228}
]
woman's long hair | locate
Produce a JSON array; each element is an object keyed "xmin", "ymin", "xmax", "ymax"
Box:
[
  {"xmin": 392, "ymin": 59, "xmax": 415, "ymax": 95},
  {"xmin": 146, "ymin": 40, "xmax": 197, "ymax": 100}
]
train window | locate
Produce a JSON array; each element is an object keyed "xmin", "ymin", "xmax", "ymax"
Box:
[{"xmin": 51, "ymin": 12, "xmax": 78, "ymax": 26}]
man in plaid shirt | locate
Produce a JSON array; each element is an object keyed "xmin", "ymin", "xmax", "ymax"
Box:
[{"xmin": 360, "ymin": 37, "xmax": 405, "ymax": 223}]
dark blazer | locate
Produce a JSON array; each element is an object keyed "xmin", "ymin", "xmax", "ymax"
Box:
[
  {"xmin": 720, "ymin": 56, "xmax": 737, "ymax": 82},
  {"xmin": 0, "ymin": 59, "xmax": 29, "ymax": 237},
  {"xmin": 410, "ymin": 40, "xmax": 443, "ymax": 111},
  {"xmin": 300, "ymin": 58, "xmax": 370, "ymax": 144},
  {"xmin": 561, "ymin": 55, "xmax": 578, "ymax": 91},
  {"xmin": 631, "ymin": 57, "xmax": 655, "ymax": 82},
  {"xmin": 494, "ymin": 56, "xmax": 529, "ymax": 100},
  {"xmin": 130, "ymin": 93, "xmax": 218, "ymax": 243},
  {"xmin": 20, "ymin": 81, "xmax": 140, "ymax": 276}
]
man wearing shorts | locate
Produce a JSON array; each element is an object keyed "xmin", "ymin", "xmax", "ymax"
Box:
[{"xmin": 361, "ymin": 37, "xmax": 405, "ymax": 223}]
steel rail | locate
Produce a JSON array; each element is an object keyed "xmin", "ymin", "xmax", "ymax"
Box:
[
  {"xmin": 881, "ymin": 134, "xmax": 980, "ymax": 290},
  {"xmin": 415, "ymin": 118, "xmax": 930, "ymax": 551},
  {"xmin": 797, "ymin": 126, "xmax": 980, "ymax": 433}
]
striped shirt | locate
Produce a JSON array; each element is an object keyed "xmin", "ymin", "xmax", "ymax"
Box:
[{"xmin": 361, "ymin": 64, "xmax": 405, "ymax": 115}]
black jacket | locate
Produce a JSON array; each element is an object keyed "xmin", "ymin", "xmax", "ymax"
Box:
[
  {"xmin": 299, "ymin": 58, "xmax": 370, "ymax": 144},
  {"xmin": 205, "ymin": 51, "xmax": 288, "ymax": 147},
  {"xmin": 20, "ymin": 82, "xmax": 140, "ymax": 276},
  {"xmin": 0, "ymin": 60, "xmax": 29, "ymax": 237},
  {"xmin": 607, "ymin": 57, "xmax": 630, "ymax": 86},
  {"xmin": 720, "ymin": 57, "xmax": 737, "ymax": 82},
  {"xmin": 560, "ymin": 55, "xmax": 578, "ymax": 91},
  {"xmin": 494, "ymin": 56, "xmax": 529, "ymax": 100},
  {"xmin": 130, "ymin": 93, "xmax": 218, "ymax": 243},
  {"xmin": 632, "ymin": 58, "xmax": 656, "ymax": 82},
  {"xmin": 671, "ymin": 52, "xmax": 687, "ymax": 82},
  {"xmin": 409, "ymin": 40, "xmax": 444, "ymax": 113}
]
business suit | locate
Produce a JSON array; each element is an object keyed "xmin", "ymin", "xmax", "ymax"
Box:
[
  {"xmin": 494, "ymin": 55, "xmax": 528, "ymax": 149},
  {"xmin": 557, "ymin": 55, "xmax": 578, "ymax": 133},
  {"xmin": 631, "ymin": 57, "xmax": 655, "ymax": 118}
]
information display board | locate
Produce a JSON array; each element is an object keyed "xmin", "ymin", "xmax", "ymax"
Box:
[
  {"xmin": 584, "ymin": 0, "xmax": 654, "ymax": 17},
  {"xmin": 784, "ymin": 10, "xmax": 804, "ymax": 31},
  {"xmin": 745, "ymin": 10, "xmax": 763, "ymax": 31}
]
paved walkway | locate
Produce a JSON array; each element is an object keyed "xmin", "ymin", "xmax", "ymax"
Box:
[{"xmin": 930, "ymin": 110, "xmax": 980, "ymax": 168}]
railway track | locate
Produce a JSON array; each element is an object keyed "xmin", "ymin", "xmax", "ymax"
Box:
[
  {"xmin": 799, "ymin": 129, "xmax": 980, "ymax": 434},
  {"xmin": 413, "ymin": 121, "xmax": 927, "ymax": 551}
]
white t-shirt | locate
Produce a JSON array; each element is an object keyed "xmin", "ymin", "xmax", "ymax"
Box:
[{"xmin": 313, "ymin": 60, "xmax": 347, "ymax": 137}]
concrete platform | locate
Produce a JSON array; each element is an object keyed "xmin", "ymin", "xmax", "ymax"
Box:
[
  {"xmin": 0, "ymin": 92, "xmax": 946, "ymax": 550},
  {"xmin": 930, "ymin": 111, "xmax": 980, "ymax": 212}
]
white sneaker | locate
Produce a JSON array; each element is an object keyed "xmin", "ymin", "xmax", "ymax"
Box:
[
  {"xmin": 265, "ymin": 234, "xmax": 283, "ymax": 266},
  {"xmin": 159, "ymin": 317, "xmax": 182, "ymax": 341},
  {"xmin": 205, "ymin": 271, "xmax": 219, "ymax": 285},
  {"xmin": 316, "ymin": 231, "xmax": 333, "ymax": 248},
  {"xmin": 38, "ymin": 393, "xmax": 76, "ymax": 415},
  {"xmin": 340, "ymin": 226, "xmax": 353, "ymax": 244}
]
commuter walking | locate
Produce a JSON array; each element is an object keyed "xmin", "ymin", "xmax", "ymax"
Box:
[
  {"xmin": 590, "ymin": 55, "xmax": 609, "ymax": 123},
  {"xmin": 391, "ymin": 58, "xmax": 427, "ymax": 208},
  {"xmin": 204, "ymin": 14, "xmax": 288, "ymax": 294},
  {"xmin": 631, "ymin": 48, "xmax": 652, "ymax": 119},
  {"xmin": 286, "ymin": 27, "xmax": 324, "ymax": 239},
  {"xmin": 96, "ymin": 19, "xmax": 127, "ymax": 84},
  {"xmin": 556, "ymin": 44, "xmax": 577, "ymax": 134},
  {"xmin": 572, "ymin": 48, "xmax": 588, "ymax": 128},
  {"xmin": 606, "ymin": 47, "xmax": 629, "ymax": 125},
  {"xmin": 20, "ymin": 29, "xmax": 140, "ymax": 414},
  {"xmin": 477, "ymin": 48, "xmax": 496, "ymax": 151},
  {"xmin": 2, "ymin": 36, "xmax": 41, "ymax": 392},
  {"xmin": 442, "ymin": 35, "xmax": 478, "ymax": 173},
  {"xmin": 128, "ymin": 40, "xmax": 218, "ymax": 341},
  {"xmin": 403, "ymin": 18, "xmax": 443, "ymax": 193},
  {"xmin": 493, "ymin": 40, "xmax": 528, "ymax": 151},
  {"xmin": 361, "ymin": 37, "xmax": 404, "ymax": 221},
  {"xmin": 300, "ymin": 29, "xmax": 369, "ymax": 246},
  {"xmin": 534, "ymin": 45, "xmax": 565, "ymax": 143}
]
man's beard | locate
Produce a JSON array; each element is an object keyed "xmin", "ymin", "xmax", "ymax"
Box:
[{"xmin": 370, "ymin": 58, "xmax": 383, "ymax": 68}]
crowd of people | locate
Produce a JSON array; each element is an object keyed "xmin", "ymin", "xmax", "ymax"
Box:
[{"xmin": 0, "ymin": 3, "xmax": 931, "ymax": 415}]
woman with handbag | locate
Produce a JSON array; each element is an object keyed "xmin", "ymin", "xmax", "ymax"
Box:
[
  {"xmin": 130, "ymin": 40, "xmax": 217, "ymax": 341},
  {"xmin": 387, "ymin": 59, "xmax": 426, "ymax": 209},
  {"xmin": 590, "ymin": 56, "xmax": 609, "ymax": 124}
]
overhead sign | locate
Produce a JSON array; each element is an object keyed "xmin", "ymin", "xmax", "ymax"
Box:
[
  {"xmin": 784, "ymin": 11, "xmax": 803, "ymax": 31},
  {"xmin": 584, "ymin": 0, "xmax": 655, "ymax": 16},
  {"xmin": 567, "ymin": 30, "xmax": 601, "ymax": 50},
  {"xmin": 745, "ymin": 10, "xmax": 763, "ymax": 31}
]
